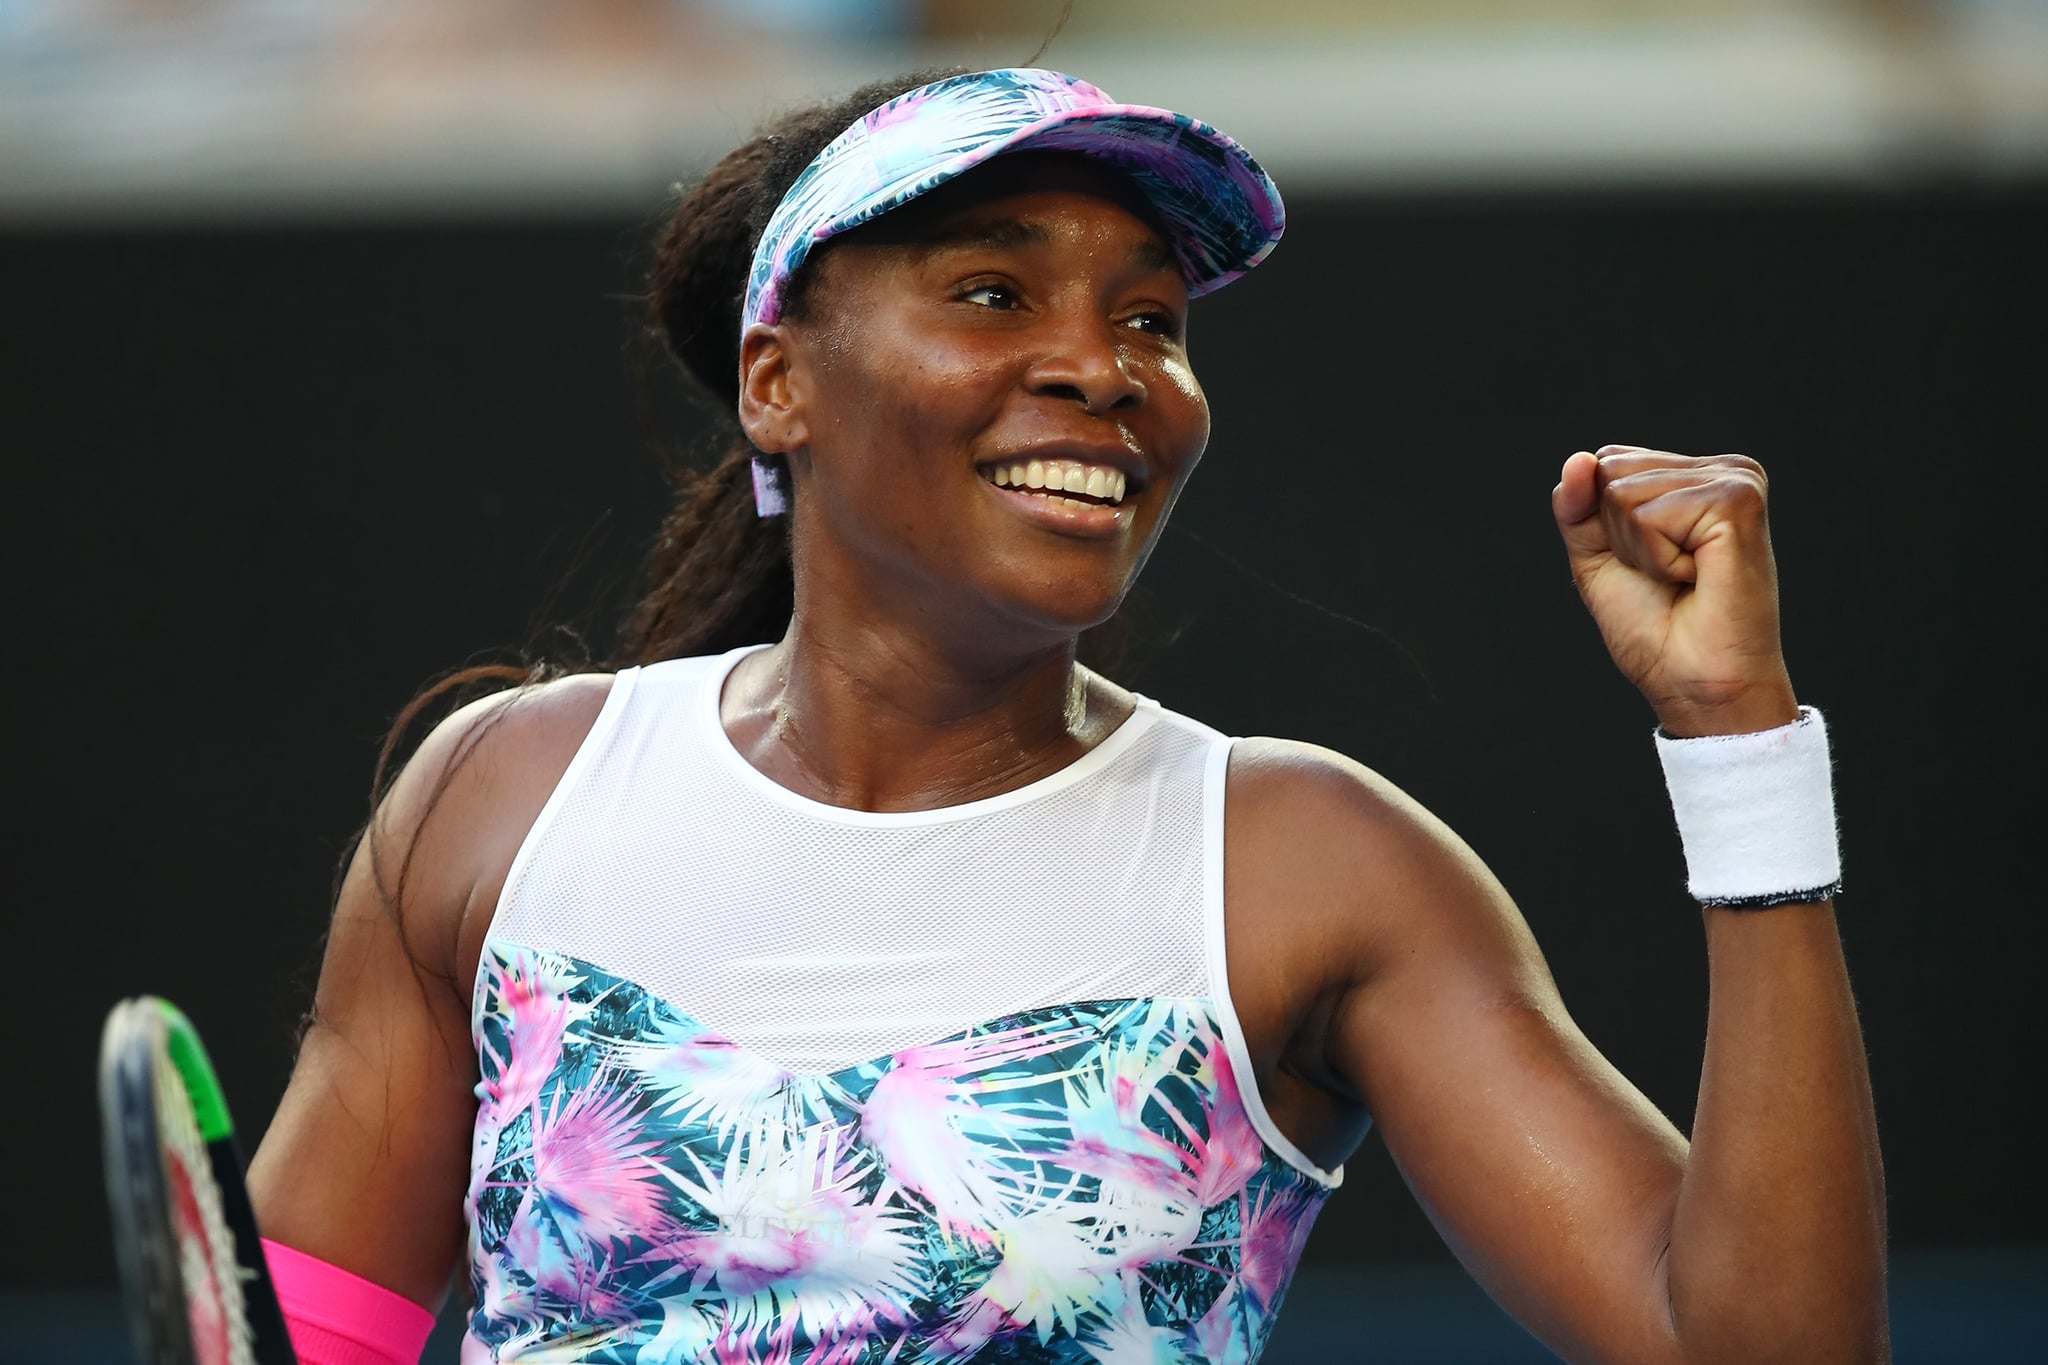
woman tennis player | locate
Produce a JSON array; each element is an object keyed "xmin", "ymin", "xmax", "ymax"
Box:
[{"xmin": 244, "ymin": 68, "xmax": 1887, "ymax": 1364}]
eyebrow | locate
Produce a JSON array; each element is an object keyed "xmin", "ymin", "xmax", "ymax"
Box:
[
  {"xmin": 927, "ymin": 218, "xmax": 1053, "ymax": 254},
  {"xmin": 918, "ymin": 216, "xmax": 1182, "ymax": 278}
]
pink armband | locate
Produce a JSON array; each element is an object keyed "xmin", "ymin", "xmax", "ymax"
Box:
[{"xmin": 261, "ymin": 1238, "xmax": 438, "ymax": 1365}]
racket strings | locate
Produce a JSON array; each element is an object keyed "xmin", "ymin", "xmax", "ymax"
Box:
[{"xmin": 151, "ymin": 1025, "xmax": 259, "ymax": 1365}]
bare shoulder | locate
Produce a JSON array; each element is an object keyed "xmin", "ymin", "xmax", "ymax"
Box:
[
  {"xmin": 1227, "ymin": 735, "xmax": 1490, "ymax": 895},
  {"xmin": 364, "ymin": 671, "xmax": 618, "ymax": 980},
  {"xmin": 403, "ymin": 671, "xmax": 615, "ymax": 785},
  {"xmin": 1224, "ymin": 735, "xmax": 1542, "ymax": 986}
]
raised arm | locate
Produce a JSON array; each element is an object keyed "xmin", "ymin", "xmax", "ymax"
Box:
[
  {"xmin": 1231, "ymin": 447, "xmax": 1885, "ymax": 1364},
  {"xmin": 246, "ymin": 675, "xmax": 614, "ymax": 1312}
]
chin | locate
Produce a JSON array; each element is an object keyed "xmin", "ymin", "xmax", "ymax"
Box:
[{"xmin": 1002, "ymin": 582, "xmax": 1131, "ymax": 641}]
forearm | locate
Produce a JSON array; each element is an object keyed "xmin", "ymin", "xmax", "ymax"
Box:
[
  {"xmin": 1665, "ymin": 901, "xmax": 1888, "ymax": 1363},
  {"xmin": 1546, "ymin": 447, "xmax": 1884, "ymax": 1360}
]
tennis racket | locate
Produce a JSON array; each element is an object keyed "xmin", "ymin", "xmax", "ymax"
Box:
[{"xmin": 99, "ymin": 995, "xmax": 298, "ymax": 1365}]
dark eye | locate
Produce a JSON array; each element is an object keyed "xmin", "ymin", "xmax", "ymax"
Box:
[
  {"xmin": 1127, "ymin": 309, "xmax": 1183, "ymax": 339},
  {"xmin": 961, "ymin": 283, "xmax": 1020, "ymax": 310}
]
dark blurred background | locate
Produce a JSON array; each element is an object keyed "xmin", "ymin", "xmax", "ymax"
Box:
[{"xmin": 6, "ymin": 1, "xmax": 2045, "ymax": 1361}]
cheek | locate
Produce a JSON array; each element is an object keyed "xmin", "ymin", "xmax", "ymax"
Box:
[
  {"xmin": 802, "ymin": 335, "xmax": 1016, "ymax": 561},
  {"xmin": 1152, "ymin": 358, "xmax": 1211, "ymax": 482},
  {"xmin": 818, "ymin": 336, "xmax": 1012, "ymax": 462}
]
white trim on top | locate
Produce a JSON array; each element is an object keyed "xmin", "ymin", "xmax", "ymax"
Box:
[
  {"xmin": 1201, "ymin": 734, "xmax": 1344, "ymax": 1190},
  {"xmin": 694, "ymin": 644, "xmax": 1162, "ymax": 829}
]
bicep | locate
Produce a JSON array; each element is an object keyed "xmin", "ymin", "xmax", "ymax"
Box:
[
  {"xmin": 247, "ymin": 835, "xmax": 480, "ymax": 1310},
  {"xmin": 1246, "ymin": 745, "xmax": 1690, "ymax": 1364},
  {"xmin": 1338, "ymin": 884, "xmax": 1689, "ymax": 1364}
]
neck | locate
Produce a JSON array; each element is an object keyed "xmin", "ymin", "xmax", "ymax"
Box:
[{"xmin": 721, "ymin": 609, "xmax": 1127, "ymax": 815}]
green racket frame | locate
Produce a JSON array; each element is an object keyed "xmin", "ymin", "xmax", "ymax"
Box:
[{"xmin": 100, "ymin": 995, "xmax": 298, "ymax": 1365}]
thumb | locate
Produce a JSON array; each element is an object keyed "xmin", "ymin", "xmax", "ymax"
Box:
[{"xmin": 1551, "ymin": 450, "xmax": 1608, "ymax": 560}]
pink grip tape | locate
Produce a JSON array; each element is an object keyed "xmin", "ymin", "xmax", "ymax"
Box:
[{"xmin": 261, "ymin": 1238, "xmax": 438, "ymax": 1365}]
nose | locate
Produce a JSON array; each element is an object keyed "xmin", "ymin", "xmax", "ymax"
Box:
[{"xmin": 1025, "ymin": 315, "xmax": 1147, "ymax": 415}]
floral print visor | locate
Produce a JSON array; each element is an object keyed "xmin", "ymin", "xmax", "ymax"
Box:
[
  {"xmin": 743, "ymin": 67, "xmax": 1285, "ymax": 335},
  {"xmin": 740, "ymin": 67, "xmax": 1286, "ymax": 515}
]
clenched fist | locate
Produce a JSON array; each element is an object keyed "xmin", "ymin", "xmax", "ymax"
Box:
[{"xmin": 1552, "ymin": 444, "xmax": 1800, "ymax": 738}]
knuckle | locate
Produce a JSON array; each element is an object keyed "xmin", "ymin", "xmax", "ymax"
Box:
[
  {"xmin": 1721, "ymin": 475, "xmax": 1768, "ymax": 513},
  {"xmin": 1718, "ymin": 451, "xmax": 1767, "ymax": 478}
]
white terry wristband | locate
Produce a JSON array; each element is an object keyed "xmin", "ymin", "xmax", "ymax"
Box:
[{"xmin": 1654, "ymin": 706, "xmax": 1843, "ymax": 908}]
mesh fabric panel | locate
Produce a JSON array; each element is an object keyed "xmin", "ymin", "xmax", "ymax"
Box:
[{"xmin": 487, "ymin": 649, "xmax": 1218, "ymax": 1076}]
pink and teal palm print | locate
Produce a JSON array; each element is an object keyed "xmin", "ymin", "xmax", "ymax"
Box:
[{"xmin": 466, "ymin": 940, "xmax": 1330, "ymax": 1362}]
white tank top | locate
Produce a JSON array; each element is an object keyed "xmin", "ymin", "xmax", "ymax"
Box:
[{"xmin": 462, "ymin": 645, "xmax": 1343, "ymax": 1363}]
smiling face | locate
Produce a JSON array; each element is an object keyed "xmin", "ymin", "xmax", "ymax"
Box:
[{"xmin": 739, "ymin": 153, "xmax": 1212, "ymax": 654}]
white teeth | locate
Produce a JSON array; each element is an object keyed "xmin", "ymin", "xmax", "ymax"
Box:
[{"xmin": 981, "ymin": 459, "xmax": 1132, "ymax": 506}]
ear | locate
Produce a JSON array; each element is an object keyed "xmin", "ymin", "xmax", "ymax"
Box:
[{"xmin": 737, "ymin": 322, "xmax": 809, "ymax": 456}]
